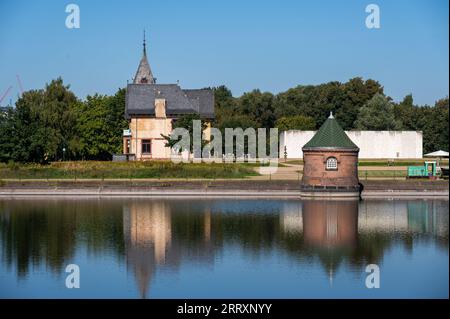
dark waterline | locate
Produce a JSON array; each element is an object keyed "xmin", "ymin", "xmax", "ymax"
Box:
[{"xmin": 0, "ymin": 198, "xmax": 448, "ymax": 299}]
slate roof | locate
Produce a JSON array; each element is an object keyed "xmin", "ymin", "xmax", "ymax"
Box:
[
  {"xmin": 125, "ymin": 84, "xmax": 215, "ymax": 119},
  {"xmin": 184, "ymin": 89, "xmax": 215, "ymax": 118},
  {"xmin": 303, "ymin": 113, "xmax": 359, "ymax": 150}
]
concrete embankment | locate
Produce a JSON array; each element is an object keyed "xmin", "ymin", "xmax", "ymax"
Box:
[{"xmin": 0, "ymin": 179, "xmax": 448, "ymax": 198}]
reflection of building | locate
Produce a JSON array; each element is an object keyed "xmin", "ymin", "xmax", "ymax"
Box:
[
  {"xmin": 302, "ymin": 200, "xmax": 358, "ymax": 248},
  {"xmin": 407, "ymin": 201, "xmax": 449, "ymax": 236},
  {"xmin": 125, "ymin": 201, "xmax": 172, "ymax": 262},
  {"xmin": 282, "ymin": 200, "xmax": 449, "ymax": 239},
  {"xmin": 120, "ymin": 198, "xmax": 447, "ymax": 297},
  {"xmin": 357, "ymin": 200, "xmax": 449, "ymax": 238},
  {"xmin": 358, "ymin": 200, "xmax": 409, "ymax": 232},
  {"xmin": 301, "ymin": 113, "xmax": 360, "ymax": 196},
  {"xmin": 123, "ymin": 200, "xmax": 214, "ymax": 298},
  {"xmin": 123, "ymin": 201, "xmax": 172, "ymax": 298},
  {"xmin": 280, "ymin": 202, "xmax": 303, "ymax": 233},
  {"xmin": 280, "ymin": 200, "xmax": 360, "ymax": 282},
  {"xmin": 302, "ymin": 200, "xmax": 359, "ymax": 284}
]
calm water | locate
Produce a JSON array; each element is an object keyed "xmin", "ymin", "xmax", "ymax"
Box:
[{"xmin": 0, "ymin": 198, "xmax": 448, "ymax": 299}]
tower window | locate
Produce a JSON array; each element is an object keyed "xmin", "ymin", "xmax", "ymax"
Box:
[{"xmin": 326, "ymin": 157, "xmax": 338, "ymax": 170}]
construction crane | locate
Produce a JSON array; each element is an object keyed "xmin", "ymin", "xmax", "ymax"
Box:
[
  {"xmin": 16, "ymin": 74, "xmax": 24, "ymax": 95},
  {"xmin": 0, "ymin": 86, "xmax": 13, "ymax": 105}
]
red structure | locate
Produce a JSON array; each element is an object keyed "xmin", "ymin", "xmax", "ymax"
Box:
[{"xmin": 301, "ymin": 113, "xmax": 360, "ymax": 195}]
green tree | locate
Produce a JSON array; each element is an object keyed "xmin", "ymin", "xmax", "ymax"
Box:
[
  {"xmin": 75, "ymin": 89, "xmax": 128, "ymax": 160},
  {"xmin": 216, "ymin": 114, "xmax": 257, "ymax": 131},
  {"xmin": 393, "ymin": 94, "xmax": 416, "ymax": 130},
  {"xmin": 41, "ymin": 78, "xmax": 79, "ymax": 160},
  {"xmin": 272, "ymin": 78, "xmax": 383, "ymax": 130},
  {"xmin": 211, "ymin": 85, "xmax": 237, "ymax": 130},
  {"xmin": 238, "ymin": 89, "xmax": 275, "ymax": 128},
  {"xmin": 0, "ymin": 108, "xmax": 15, "ymax": 162},
  {"xmin": 212, "ymin": 85, "xmax": 234, "ymax": 109},
  {"xmin": 420, "ymin": 98, "xmax": 449, "ymax": 153},
  {"xmin": 392, "ymin": 95, "xmax": 448, "ymax": 153},
  {"xmin": 273, "ymin": 85, "xmax": 317, "ymax": 121},
  {"xmin": 336, "ymin": 78, "xmax": 383, "ymax": 129},
  {"xmin": 354, "ymin": 93, "xmax": 402, "ymax": 130},
  {"xmin": 105, "ymin": 88, "xmax": 128, "ymax": 153},
  {"xmin": 6, "ymin": 78, "xmax": 78, "ymax": 163},
  {"xmin": 275, "ymin": 115, "xmax": 316, "ymax": 131}
]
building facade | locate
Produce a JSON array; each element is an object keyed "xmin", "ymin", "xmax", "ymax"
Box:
[
  {"xmin": 123, "ymin": 37, "xmax": 214, "ymax": 160},
  {"xmin": 301, "ymin": 113, "xmax": 360, "ymax": 195},
  {"xmin": 280, "ymin": 130, "xmax": 423, "ymax": 159}
]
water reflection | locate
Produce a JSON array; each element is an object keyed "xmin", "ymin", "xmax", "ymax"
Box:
[
  {"xmin": 0, "ymin": 198, "xmax": 448, "ymax": 298},
  {"xmin": 124, "ymin": 202, "xmax": 171, "ymax": 298},
  {"xmin": 302, "ymin": 201, "xmax": 358, "ymax": 248},
  {"xmin": 0, "ymin": 200, "xmax": 124, "ymax": 278},
  {"xmin": 123, "ymin": 201, "xmax": 215, "ymax": 298}
]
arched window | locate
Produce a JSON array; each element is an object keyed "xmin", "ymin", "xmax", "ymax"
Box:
[{"xmin": 326, "ymin": 157, "xmax": 338, "ymax": 170}]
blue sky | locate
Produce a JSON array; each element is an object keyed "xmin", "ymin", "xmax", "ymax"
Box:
[{"xmin": 0, "ymin": 0, "xmax": 448, "ymax": 106}]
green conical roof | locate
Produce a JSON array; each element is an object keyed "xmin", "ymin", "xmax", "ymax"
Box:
[{"xmin": 303, "ymin": 113, "xmax": 359, "ymax": 150}]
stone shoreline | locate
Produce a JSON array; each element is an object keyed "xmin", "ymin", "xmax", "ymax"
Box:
[{"xmin": 0, "ymin": 180, "xmax": 448, "ymax": 198}]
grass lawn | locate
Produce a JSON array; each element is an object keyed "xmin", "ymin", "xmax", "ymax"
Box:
[
  {"xmin": 0, "ymin": 161, "xmax": 260, "ymax": 179},
  {"xmin": 361, "ymin": 159, "xmax": 449, "ymax": 166},
  {"xmin": 283, "ymin": 159, "xmax": 449, "ymax": 167},
  {"xmin": 0, "ymin": 160, "xmax": 445, "ymax": 180},
  {"xmin": 358, "ymin": 170, "xmax": 407, "ymax": 178},
  {"xmin": 283, "ymin": 160, "xmax": 304, "ymax": 165}
]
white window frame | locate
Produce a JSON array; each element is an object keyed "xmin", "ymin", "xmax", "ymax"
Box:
[{"xmin": 326, "ymin": 157, "xmax": 338, "ymax": 170}]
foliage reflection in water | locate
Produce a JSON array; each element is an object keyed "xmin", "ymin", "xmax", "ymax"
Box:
[{"xmin": 0, "ymin": 198, "xmax": 448, "ymax": 298}]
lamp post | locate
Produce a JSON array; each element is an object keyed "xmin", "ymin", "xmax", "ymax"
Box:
[{"xmin": 63, "ymin": 147, "xmax": 66, "ymax": 162}]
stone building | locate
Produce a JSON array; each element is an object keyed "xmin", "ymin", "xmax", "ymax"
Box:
[
  {"xmin": 301, "ymin": 112, "xmax": 360, "ymax": 196},
  {"xmin": 123, "ymin": 36, "xmax": 214, "ymax": 160}
]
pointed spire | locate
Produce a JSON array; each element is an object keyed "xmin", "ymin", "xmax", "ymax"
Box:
[
  {"xmin": 133, "ymin": 30, "xmax": 155, "ymax": 84},
  {"xmin": 143, "ymin": 29, "xmax": 147, "ymax": 56},
  {"xmin": 329, "ymin": 111, "xmax": 334, "ymax": 119}
]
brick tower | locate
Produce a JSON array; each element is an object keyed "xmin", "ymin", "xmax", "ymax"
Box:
[{"xmin": 301, "ymin": 112, "xmax": 360, "ymax": 196}]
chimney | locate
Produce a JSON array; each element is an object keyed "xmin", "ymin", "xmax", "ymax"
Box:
[{"xmin": 154, "ymin": 98, "xmax": 166, "ymax": 118}]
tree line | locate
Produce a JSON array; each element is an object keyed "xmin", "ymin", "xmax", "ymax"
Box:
[
  {"xmin": 212, "ymin": 78, "xmax": 448, "ymax": 154},
  {"xmin": 0, "ymin": 78, "xmax": 127, "ymax": 163},
  {"xmin": 0, "ymin": 77, "xmax": 448, "ymax": 163}
]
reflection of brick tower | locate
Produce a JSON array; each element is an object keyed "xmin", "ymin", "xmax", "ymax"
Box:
[
  {"xmin": 302, "ymin": 199, "xmax": 359, "ymax": 285},
  {"xmin": 301, "ymin": 113, "xmax": 360, "ymax": 197},
  {"xmin": 302, "ymin": 200, "xmax": 358, "ymax": 248}
]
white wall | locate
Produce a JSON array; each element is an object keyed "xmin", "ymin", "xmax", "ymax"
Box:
[{"xmin": 280, "ymin": 130, "xmax": 423, "ymax": 159}]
